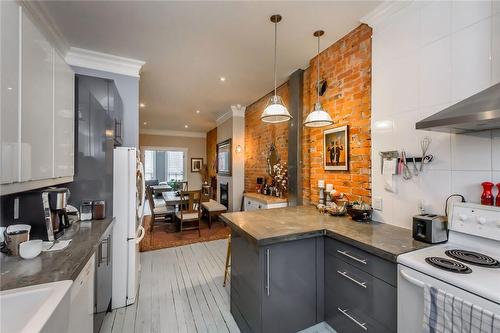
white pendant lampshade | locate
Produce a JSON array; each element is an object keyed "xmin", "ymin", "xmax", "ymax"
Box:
[
  {"xmin": 304, "ymin": 102, "xmax": 333, "ymax": 127},
  {"xmin": 261, "ymin": 95, "xmax": 291, "ymax": 123},
  {"xmin": 304, "ymin": 30, "xmax": 333, "ymax": 128},
  {"xmin": 261, "ymin": 15, "xmax": 292, "ymax": 123}
]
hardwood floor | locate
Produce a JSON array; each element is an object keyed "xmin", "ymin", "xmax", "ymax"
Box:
[
  {"xmin": 100, "ymin": 239, "xmax": 336, "ymax": 333},
  {"xmin": 100, "ymin": 239, "xmax": 239, "ymax": 333}
]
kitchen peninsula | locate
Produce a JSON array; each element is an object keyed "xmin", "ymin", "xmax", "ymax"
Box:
[{"xmin": 220, "ymin": 206, "xmax": 429, "ymax": 333}]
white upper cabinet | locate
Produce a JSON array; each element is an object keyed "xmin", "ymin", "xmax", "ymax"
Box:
[
  {"xmin": 54, "ymin": 51, "xmax": 75, "ymax": 178},
  {"xmin": 21, "ymin": 10, "xmax": 54, "ymax": 181},
  {"xmin": 0, "ymin": 1, "xmax": 20, "ymax": 184},
  {"xmin": 0, "ymin": 4, "xmax": 75, "ymax": 194}
]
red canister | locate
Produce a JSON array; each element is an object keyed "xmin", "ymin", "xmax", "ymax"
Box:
[
  {"xmin": 481, "ymin": 182, "xmax": 494, "ymax": 206},
  {"xmin": 496, "ymin": 183, "xmax": 500, "ymax": 207}
]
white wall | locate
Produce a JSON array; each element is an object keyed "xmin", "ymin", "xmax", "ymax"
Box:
[{"xmin": 369, "ymin": 1, "xmax": 500, "ymax": 229}]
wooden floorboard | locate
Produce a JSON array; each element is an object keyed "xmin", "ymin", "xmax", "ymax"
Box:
[{"xmin": 100, "ymin": 239, "xmax": 238, "ymax": 333}]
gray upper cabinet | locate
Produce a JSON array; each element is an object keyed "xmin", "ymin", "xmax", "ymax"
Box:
[
  {"xmin": 0, "ymin": 4, "xmax": 75, "ymax": 194},
  {"xmin": 0, "ymin": 1, "xmax": 20, "ymax": 184},
  {"xmin": 54, "ymin": 51, "xmax": 75, "ymax": 178},
  {"xmin": 21, "ymin": 9, "xmax": 54, "ymax": 181}
]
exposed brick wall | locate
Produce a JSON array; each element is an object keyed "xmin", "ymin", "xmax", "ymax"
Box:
[
  {"xmin": 244, "ymin": 83, "xmax": 289, "ymax": 193},
  {"xmin": 302, "ymin": 24, "xmax": 372, "ymax": 205},
  {"xmin": 244, "ymin": 24, "xmax": 372, "ymax": 204}
]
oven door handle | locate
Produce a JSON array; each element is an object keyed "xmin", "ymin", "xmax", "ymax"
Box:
[{"xmin": 400, "ymin": 269, "xmax": 426, "ymax": 288}]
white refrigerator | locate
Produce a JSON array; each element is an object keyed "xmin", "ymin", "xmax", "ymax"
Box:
[{"xmin": 112, "ymin": 147, "xmax": 146, "ymax": 309}]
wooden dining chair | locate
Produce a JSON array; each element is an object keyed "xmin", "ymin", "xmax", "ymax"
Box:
[
  {"xmin": 146, "ymin": 187, "xmax": 175, "ymax": 236},
  {"xmin": 175, "ymin": 190, "xmax": 201, "ymax": 236}
]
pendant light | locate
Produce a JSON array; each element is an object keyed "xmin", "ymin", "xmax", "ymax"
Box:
[
  {"xmin": 304, "ymin": 30, "xmax": 333, "ymax": 127},
  {"xmin": 261, "ymin": 15, "xmax": 292, "ymax": 123}
]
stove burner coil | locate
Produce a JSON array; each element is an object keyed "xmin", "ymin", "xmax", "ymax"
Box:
[
  {"xmin": 425, "ymin": 257, "xmax": 472, "ymax": 274},
  {"xmin": 445, "ymin": 249, "xmax": 500, "ymax": 268}
]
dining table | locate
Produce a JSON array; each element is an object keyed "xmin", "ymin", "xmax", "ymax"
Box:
[{"xmin": 162, "ymin": 191, "xmax": 186, "ymax": 206}]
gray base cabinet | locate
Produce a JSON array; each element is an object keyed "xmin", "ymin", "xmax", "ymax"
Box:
[
  {"xmin": 231, "ymin": 231, "xmax": 322, "ymax": 333},
  {"xmin": 325, "ymin": 238, "xmax": 397, "ymax": 333}
]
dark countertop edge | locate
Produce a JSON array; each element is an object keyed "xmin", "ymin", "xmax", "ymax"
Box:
[
  {"xmin": 323, "ymin": 229, "xmax": 397, "ymax": 263},
  {"xmin": 221, "ymin": 213, "xmax": 418, "ymax": 263},
  {"xmin": 69, "ymin": 218, "xmax": 114, "ymax": 281}
]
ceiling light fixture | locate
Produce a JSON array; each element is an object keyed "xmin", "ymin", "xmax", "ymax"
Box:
[
  {"xmin": 140, "ymin": 103, "xmax": 145, "ymax": 108},
  {"xmin": 184, "ymin": 125, "xmax": 189, "ymax": 128},
  {"xmin": 196, "ymin": 110, "xmax": 200, "ymax": 114},
  {"xmin": 143, "ymin": 121, "xmax": 147, "ymax": 125},
  {"xmin": 260, "ymin": 14, "xmax": 292, "ymax": 124},
  {"xmin": 304, "ymin": 30, "xmax": 333, "ymax": 128},
  {"xmin": 220, "ymin": 77, "xmax": 226, "ymax": 82}
]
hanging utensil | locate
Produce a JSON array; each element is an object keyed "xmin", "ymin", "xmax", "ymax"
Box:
[
  {"xmin": 412, "ymin": 157, "xmax": 419, "ymax": 176},
  {"xmin": 402, "ymin": 151, "xmax": 412, "ymax": 180},
  {"xmin": 420, "ymin": 137, "xmax": 432, "ymax": 171}
]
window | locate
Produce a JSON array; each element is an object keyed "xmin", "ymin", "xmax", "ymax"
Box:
[{"xmin": 143, "ymin": 148, "xmax": 187, "ymax": 182}]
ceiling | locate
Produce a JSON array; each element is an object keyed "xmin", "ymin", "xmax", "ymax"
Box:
[{"xmin": 41, "ymin": 1, "xmax": 379, "ymax": 134}]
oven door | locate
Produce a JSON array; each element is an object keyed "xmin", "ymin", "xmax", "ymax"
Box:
[{"xmin": 398, "ymin": 265, "xmax": 500, "ymax": 333}]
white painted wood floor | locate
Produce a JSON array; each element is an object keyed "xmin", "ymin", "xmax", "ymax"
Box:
[
  {"xmin": 99, "ymin": 239, "xmax": 335, "ymax": 333},
  {"xmin": 99, "ymin": 239, "xmax": 239, "ymax": 333}
]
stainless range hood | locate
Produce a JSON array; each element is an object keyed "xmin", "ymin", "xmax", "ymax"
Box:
[{"xmin": 416, "ymin": 82, "xmax": 500, "ymax": 133}]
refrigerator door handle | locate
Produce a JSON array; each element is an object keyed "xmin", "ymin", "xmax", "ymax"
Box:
[{"xmin": 135, "ymin": 226, "xmax": 145, "ymax": 244}]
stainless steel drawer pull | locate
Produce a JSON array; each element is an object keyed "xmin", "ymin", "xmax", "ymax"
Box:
[
  {"xmin": 337, "ymin": 270, "xmax": 367, "ymax": 288},
  {"xmin": 337, "ymin": 250, "xmax": 367, "ymax": 264},
  {"xmin": 338, "ymin": 308, "xmax": 367, "ymax": 331}
]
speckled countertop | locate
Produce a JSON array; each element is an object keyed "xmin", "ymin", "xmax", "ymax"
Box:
[
  {"xmin": 220, "ymin": 206, "xmax": 430, "ymax": 262},
  {"xmin": 244, "ymin": 192, "xmax": 288, "ymax": 204},
  {"xmin": 0, "ymin": 218, "xmax": 113, "ymax": 291}
]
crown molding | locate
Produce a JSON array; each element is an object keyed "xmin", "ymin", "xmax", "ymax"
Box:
[
  {"xmin": 65, "ymin": 47, "xmax": 145, "ymax": 78},
  {"xmin": 360, "ymin": 1, "xmax": 413, "ymax": 29},
  {"xmin": 140, "ymin": 129, "xmax": 206, "ymax": 138},
  {"xmin": 19, "ymin": 0, "xmax": 70, "ymax": 56},
  {"xmin": 216, "ymin": 105, "xmax": 246, "ymax": 126}
]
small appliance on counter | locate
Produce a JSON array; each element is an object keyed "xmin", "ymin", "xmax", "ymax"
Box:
[
  {"xmin": 412, "ymin": 213, "xmax": 448, "ymax": 244},
  {"xmin": 92, "ymin": 200, "xmax": 106, "ymax": 220},
  {"xmin": 41, "ymin": 188, "xmax": 71, "ymax": 240},
  {"xmin": 80, "ymin": 201, "xmax": 93, "ymax": 221},
  {"xmin": 3, "ymin": 224, "xmax": 31, "ymax": 256}
]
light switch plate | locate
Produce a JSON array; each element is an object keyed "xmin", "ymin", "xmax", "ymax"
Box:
[{"xmin": 372, "ymin": 197, "xmax": 383, "ymax": 211}]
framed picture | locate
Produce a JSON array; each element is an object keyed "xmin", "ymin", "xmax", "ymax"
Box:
[
  {"xmin": 324, "ymin": 125, "xmax": 349, "ymax": 171},
  {"xmin": 216, "ymin": 139, "xmax": 232, "ymax": 176},
  {"xmin": 191, "ymin": 158, "xmax": 203, "ymax": 172}
]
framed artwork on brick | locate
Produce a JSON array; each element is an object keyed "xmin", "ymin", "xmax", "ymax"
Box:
[{"xmin": 324, "ymin": 125, "xmax": 348, "ymax": 171}]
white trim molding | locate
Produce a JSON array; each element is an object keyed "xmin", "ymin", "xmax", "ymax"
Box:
[
  {"xmin": 140, "ymin": 129, "xmax": 206, "ymax": 138},
  {"xmin": 65, "ymin": 47, "xmax": 145, "ymax": 77},
  {"xmin": 360, "ymin": 1, "xmax": 413, "ymax": 29},
  {"xmin": 216, "ymin": 104, "xmax": 246, "ymax": 126}
]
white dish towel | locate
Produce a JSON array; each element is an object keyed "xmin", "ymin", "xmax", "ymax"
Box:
[{"xmin": 423, "ymin": 285, "xmax": 500, "ymax": 333}]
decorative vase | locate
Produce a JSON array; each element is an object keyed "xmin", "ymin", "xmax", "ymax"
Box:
[
  {"xmin": 481, "ymin": 182, "xmax": 494, "ymax": 206},
  {"xmin": 496, "ymin": 183, "xmax": 500, "ymax": 207}
]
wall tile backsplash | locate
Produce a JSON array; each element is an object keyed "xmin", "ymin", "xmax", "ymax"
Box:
[{"xmin": 371, "ymin": 1, "xmax": 500, "ymax": 229}]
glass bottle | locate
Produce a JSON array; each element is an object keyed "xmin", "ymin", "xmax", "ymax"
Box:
[{"xmin": 481, "ymin": 182, "xmax": 494, "ymax": 206}]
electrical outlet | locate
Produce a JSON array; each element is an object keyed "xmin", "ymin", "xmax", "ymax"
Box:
[
  {"xmin": 14, "ymin": 197, "xmax": 19, "ymax": 220},
  {"xmin": 373, "ymin": 197, "xmax": 383, "ymax": 211}
]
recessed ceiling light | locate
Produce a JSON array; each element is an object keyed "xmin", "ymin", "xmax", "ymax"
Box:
[
  {"xmin": 220, "ymin": 76, "xmax": 226, "ymax": 82},
  {"xmin": 196, "ymin": 110, "xmax": 200, "ymax": 114},
  {"xmin": 140, "ymin": 103, "xmax": 146, "ymax": 108},
  {"xmin": 143, "ymin": 121, "xmax": 147, "ymax": 125},
  {"xmin": 7, "ymin": 87, "xmax": 13, "ymax": 90},
  {"xmin": 184, "ymin": 125, "xmax": 189, "ymax": 128}
]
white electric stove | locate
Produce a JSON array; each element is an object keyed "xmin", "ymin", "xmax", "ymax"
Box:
[{"xmin": 397, "ymin": 202, "xmax": 500, "ymax": 332}]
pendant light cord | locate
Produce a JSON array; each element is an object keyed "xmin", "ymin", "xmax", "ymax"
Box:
[
  {"xmin": 274, "ymin": 20, "xmax": 277, "ymax": 97},
  {"xmin": 316, "ymin": 35, "xmax": 320, "ymax": 104}
]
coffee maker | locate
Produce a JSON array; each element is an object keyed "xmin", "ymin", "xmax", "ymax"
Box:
[{"xmin": 42, "ymin": 188, "xmax": 70, "ymax": 240}]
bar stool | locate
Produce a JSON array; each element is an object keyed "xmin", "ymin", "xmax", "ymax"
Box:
[{"xmin": 223, "ymin": 234, "xmax": 231, "ymax": 287}]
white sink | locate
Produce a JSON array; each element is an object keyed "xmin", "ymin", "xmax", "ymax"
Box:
[{"xmin": 0, "ymin": 280, "xmax": 72, "ymax": 333}]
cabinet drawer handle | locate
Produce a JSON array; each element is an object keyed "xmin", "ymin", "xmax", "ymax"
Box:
[
  {"xmin": 337, "ymin": 250, "xmax": 367, "ymax": 265},
  {"xmin": 337, "ymin": 308, "xmax": 367, "ymax": 331},
  {"xmin": 337, "ymin": 270, "xmax": 367, "ymax": 288},
  {"xmin": 265, "ymin": 248, "xmax": 270, "ymax": 297}
]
